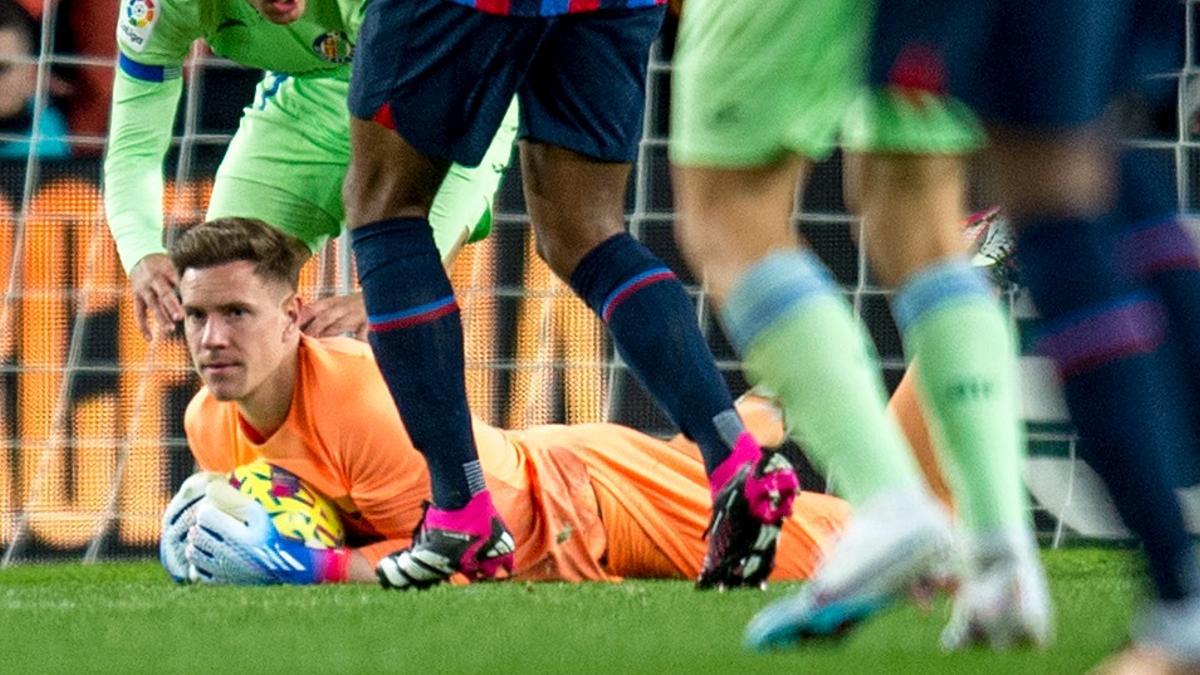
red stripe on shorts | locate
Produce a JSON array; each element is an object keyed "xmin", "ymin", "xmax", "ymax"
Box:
[
  {"xmin": 372, "ymin": 104, "xmax": 395, "ymax": 130},
  {"xmin": 476, "ymin": 0, "xmax": 511, "ymax": 12}
]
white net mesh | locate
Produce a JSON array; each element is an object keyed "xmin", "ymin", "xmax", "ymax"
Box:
[{"xmin": 0, "ymin": 2, "xmax": 1196, "ymax": 564}]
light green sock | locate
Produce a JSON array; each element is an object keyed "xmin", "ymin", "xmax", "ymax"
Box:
[
  {"xmin": 896, "ymin": 259, "xmax": 1028, "ymax": 532},
  {"xmin": 725, "ymin": 252, "xmax": 923, "ymax": 506}
]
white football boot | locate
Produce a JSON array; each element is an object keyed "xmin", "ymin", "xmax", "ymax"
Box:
[
  {"xmin": 941, "ymin": 530, "xmax": 1053, "ymax": 650},
  {"xmin": 745, "ymin": 484, "xmax": 955, "ymax": 650}
]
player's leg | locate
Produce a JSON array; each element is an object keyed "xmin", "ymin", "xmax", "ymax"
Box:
[
  {"xmin": 516, "ymin": 6, "xmax": 798, "ymax": 589},
  {"xmin": 519, "ymin": 7, "xmax": 744, "ymax": 481},
  {"xmin": 869, "ymin": 154, "xmax": 1047, "ymax": 648},
  {"xmin": 1112, "ymin": 9, "xmax": 1200, "ymax": 435},
  {"xmin": 342, "ymin": 0, "xmax": 530, "ymax": 587},
  {"xmin": 1114, "ymin": 124, "xmax": 1200, "ymax": 489},
  {"xmin": 689, "ymin": 158, "xmax": 953, "ymax": 644},
  {"xmin": 853, "ymin": 101, "xmax": 1045, "ymax": 648},
  {"xmin": 974, "ymin": 1, "xmax": 1200, "ymax": 661},
  {"xmin": 672, "ymin": 0, "xmax": 952, "ymax": 637},
  {"xmin": 856, "ymin": 1, "xmax": 1055, "ymax": 649},
  {"xmin": 886, "ymin": 368, "xmax": 952, "ymax": 507},
  {"xmin": 999, "ymin": 131, "xmax": 1199, "ymax": 655},
  {"xmin": 1007, "ymin": 144, "xmax": 1200, "ymax": 669}
]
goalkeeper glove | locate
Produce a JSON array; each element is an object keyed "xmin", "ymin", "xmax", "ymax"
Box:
[
  {"xmin": 186, "ymin": 482, "xmax": 350, "ymax": 585},
  {"xmin": 160, "ymin": 471, "xmax": 224, "ymax": 583}
]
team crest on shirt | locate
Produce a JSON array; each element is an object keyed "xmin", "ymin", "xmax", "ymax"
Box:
[
  {"xmin": 119, "ymin": 0, "xmax": 157, "ymax": 53},
  {"xmin": 312, "ymin": 31, "xmax": 353, "ymax": 63}
]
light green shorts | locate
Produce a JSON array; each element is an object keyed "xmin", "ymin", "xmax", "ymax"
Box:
[
  {"xmin": 671, "ymin": 0, "xmax": 984, "ymax": 166},
  {"xmin": 842, "ymin": 88, "xmax": 985, "ymax": 155},
  {"xmin": 671, "ymin": 0, "xmax": 869, "ymax": 167},
  {"xmin": 208, "ymin": 73, "xmax": 517, "ymax": 258}
]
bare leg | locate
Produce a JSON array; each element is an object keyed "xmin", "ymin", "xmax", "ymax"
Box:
[
  {"xmin": 673, "ymin": 157, "xmax": 807, "ymax": 303},
  {"xmin": 344, "ymin": 118, "xmax": 450, "ymax": 228},
  {"xmin": 519, "ymin": 141, "xmax": 630, "ymax": 277},
  {"xmin": 858, "ymin": 154, "xmax": 966, "ymax": 287}
]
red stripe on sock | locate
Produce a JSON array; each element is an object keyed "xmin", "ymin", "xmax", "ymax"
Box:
[
  {"xmin": 370, "ymin": 302, "xmax": 458, "ymax": 333},
  {"xmin": 602, "ymin": 271, "xmax": 674, "ymax": 322}
]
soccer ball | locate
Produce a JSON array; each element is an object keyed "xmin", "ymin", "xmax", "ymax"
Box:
[{"xmin": 229, "ymin": 459, "xmax": 345, "ymax": 549}]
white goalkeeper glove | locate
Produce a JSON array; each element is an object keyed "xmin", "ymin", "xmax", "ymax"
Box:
[
  {"xmin": 160, "ymin": 471, "xmax": 224, "ymax": 583},
  {"xmin": 185, "ymin": 482, "xmax": 349, "ymax": 585}
]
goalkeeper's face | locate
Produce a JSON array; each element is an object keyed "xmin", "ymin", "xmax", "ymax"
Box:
[{"xmin": 180, "ymin": 261, "xmax": 301, "ymax": 402}]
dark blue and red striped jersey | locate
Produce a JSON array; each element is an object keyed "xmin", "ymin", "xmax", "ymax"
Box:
[{"xmin": 446, "ymin": 0, "xmax": 665, "ymax": 18}]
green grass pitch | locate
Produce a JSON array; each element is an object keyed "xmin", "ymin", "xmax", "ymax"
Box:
[{"xmin": 1, "ymin": 548, "xmax": 1139, "ymax": 674}]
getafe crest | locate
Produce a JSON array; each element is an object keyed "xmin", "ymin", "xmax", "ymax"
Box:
[
  {"xmin": 312, "ymin": 31, "xmax": 353, "ymax": 64},
  {"xmin": 119, "ymin": 0, "xmax": 157, "ymax": 53}
]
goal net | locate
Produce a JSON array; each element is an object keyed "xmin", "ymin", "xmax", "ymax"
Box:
[{"xmin": 0, "ymin": 1, "xmax": 1195, "ymax": 565}]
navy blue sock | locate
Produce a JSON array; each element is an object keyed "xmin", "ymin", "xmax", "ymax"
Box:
[
  {"xmin": 569, "ymin": 233, "xmax": 740, "ymax": 476},
  {"xmin": 1017, "ymin": 215, "xmax": 1199, "ymax": 601},
  {"xmin": 351, "ymin": 218, "xmax": 485, "ymax": 510}
]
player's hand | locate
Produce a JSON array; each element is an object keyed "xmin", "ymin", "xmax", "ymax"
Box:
[
  {"xmin": 130, "ymin": 253, "xmax": 184, "ymax": 341},
  {"xmin": 186, "ymin": 482, "xmax": 346, "ymax": 585},
  {"xmin": 159, "ymin": 471, "xmax": 224, "ymax": 583},
  {"xmin": 299, "ymin": 293, "xmax": 368, "ymax": 340}
]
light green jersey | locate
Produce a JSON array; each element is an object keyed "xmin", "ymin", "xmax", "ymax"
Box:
[
  {"xmin": 116, "ymin": 0, "xmax": 357, "ymax": 78},
  {"xmin": 104, "ymin": 0, "xmax": 511, "ymax": 275},
  {"xmin": 105, "ymin": 0, "xmax": 361, "ymax": 272}
]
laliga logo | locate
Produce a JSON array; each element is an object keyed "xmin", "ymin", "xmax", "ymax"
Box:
[
  {"xmin": 126, "ymin": 0, "xmax": 155, "ymax": 29},
  {"xmin": 312, "ymin": 32, "xmax": 353, "ymax": 64}
]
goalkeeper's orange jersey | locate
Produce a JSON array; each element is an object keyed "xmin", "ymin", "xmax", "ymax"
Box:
[{"xmin": 184, "ymin": 336, "xmax": 849, "ymax": 581}]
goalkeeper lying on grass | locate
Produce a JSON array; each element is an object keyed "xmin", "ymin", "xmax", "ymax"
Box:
[{"xmin": 161, "ymin": 216, "xmax": 850, "ymax": 586}]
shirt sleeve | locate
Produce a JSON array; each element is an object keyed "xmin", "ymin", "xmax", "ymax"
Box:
[
  {"xmin": 116, "ymin": 0, "xmax": 200, "ymax": 66},
  {"xmin": 105, "ymin": 0, "xmax": 199, "ymax": 273},
  {"xmin": 103, "ymin": 72, "xmax": 181, "ymax": 273}
]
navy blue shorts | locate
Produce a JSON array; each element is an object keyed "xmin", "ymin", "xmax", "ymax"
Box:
[
  {"xmin": 348, "ymin": 0, "xmax": 666, "ymax": 166},
  {"xmin": 868, "ymin": 0, "xmax": 1145, "ymax": 130}
]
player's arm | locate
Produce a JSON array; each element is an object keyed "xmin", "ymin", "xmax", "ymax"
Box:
[{"xmin": 104, "ymin": 0, "xmax": 200, "ymax": 340}]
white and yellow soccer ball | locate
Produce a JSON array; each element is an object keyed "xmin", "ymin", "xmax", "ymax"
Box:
[{"xmin": 228, "ymin": 459, "xmax": 345, "ymax": 549}]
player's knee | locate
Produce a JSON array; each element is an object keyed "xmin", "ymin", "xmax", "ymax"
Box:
[
  {"xmin": 531, "ymin": 222, "xmax": 589, "ymax": 279},
  {"xmin": 532, "ymin": 215, "xmax": 624, "ymax": 279},
  {"xmin": 345, "ymin": 120, "xmax": 445, "ymax": 227},
  {"xmin": 990, "ymin": 130, "xmax": 1115, "ymax": 221},
  {"xmin": 673, "ymin": 214, "xmax": 708, "ymax": 272},
  {"xmin": 343, "ymin": 165, "xmax": 438, "ymax": 228}
]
